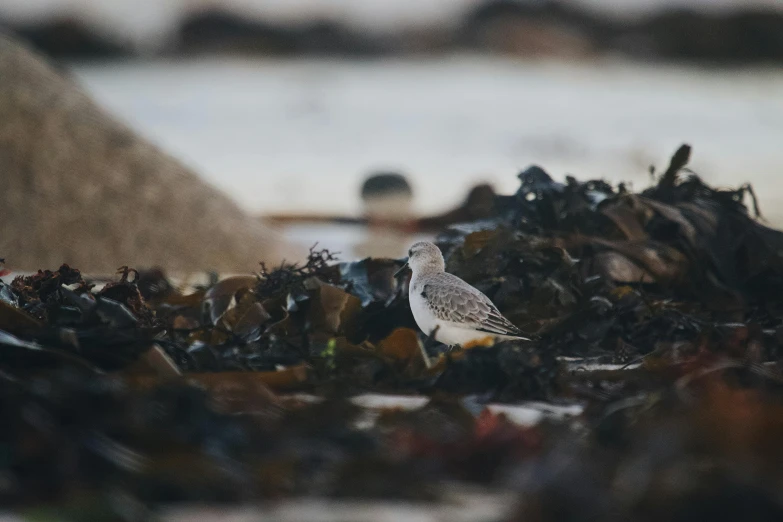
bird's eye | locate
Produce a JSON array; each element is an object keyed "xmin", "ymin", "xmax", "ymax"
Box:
[{"xmin": 408, "ymin": 250, "xmax": 412, "ymax": 257}]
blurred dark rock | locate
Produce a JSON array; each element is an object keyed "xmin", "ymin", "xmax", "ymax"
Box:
[
  {"xmin": 619, "ymin": 8, "xmax": 783, "ymax": 63},
  {"xmin": 176, "ymin": 9, "xmax": 386, "ymax": 57},
  {"xmin": 2, "ymin": 18, "xmax": 133, "ymax": 59},
  {"xmin": 460, "ymin": 0, "xmax": 603, "ymax": 58},
  {"xmin": 2, "ymin": 3, "xmax": 783, "ymax": 63},
  {"xmin": 177, "ymin": 9, "xmax": 299, "ymax": 55}
]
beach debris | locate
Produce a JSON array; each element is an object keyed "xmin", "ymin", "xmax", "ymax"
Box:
[{"xmin": 4, "ymin": 145, "xmax": 783, "ymax": 517}]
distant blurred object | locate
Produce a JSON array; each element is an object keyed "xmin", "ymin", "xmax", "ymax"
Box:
[
  {"xmin": 13, "ymin": 18, "xmax": 131, "ymax": 59},
  {"xmin": 619, "ymin": 8, "xmax": 783, "ymax": 63},
  {"xmin": 2, "ymin": 0, "xmax": 782, "ymax": 63},
  {"xmin": 0, "ymin": 32, "xmax": 301, "ymax": 273},
  {"xmin": 178, "ymin": 8, "xmax": 384, "ymax": 56},
  {"xmin": 266, "ymin": 172, "xmax": 499, "ymax": 258},
  {"xmin": 354, "ymin": 172, "xmax": 415, "ymax": 259},
  {"xmin": 461, "ymin": 0, "xmax": 598, "ymax": 58},
  {"xmin": 266, "ymin": 174, "xmax": 497, "ymax": 232},
  {"xmin": 179, "ymin": 8, "xmax": 300, "ymax": 55},
  {"xmin": 360, "ymin": 172, "xmax": 415, "ymax": 222}
]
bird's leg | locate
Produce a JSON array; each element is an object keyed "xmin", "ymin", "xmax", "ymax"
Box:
[{"xmin": 423, "ymin": 325, "xmax": 441, "ymax": 352}]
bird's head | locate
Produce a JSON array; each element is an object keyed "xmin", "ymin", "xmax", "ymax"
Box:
[{"xmin": 394, "ymin": 241, "xmax": 445, "ymax": 277}]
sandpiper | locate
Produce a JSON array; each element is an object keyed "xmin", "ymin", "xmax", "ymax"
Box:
[{"xmin": 395, "ymin": 241, "xmax": 529, "ymax": 346}]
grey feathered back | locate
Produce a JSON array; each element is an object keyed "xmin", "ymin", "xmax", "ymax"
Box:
[{"xmin": 418, "ymin": 272, "xmax": 523, "ymax": 337}]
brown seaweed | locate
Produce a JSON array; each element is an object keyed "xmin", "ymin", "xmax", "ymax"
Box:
[{"xmin": 4, "ymin": 145, "xmax": 783, "ymax": 518}]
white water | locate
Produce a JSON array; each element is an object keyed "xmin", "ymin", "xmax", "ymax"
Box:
[{"xmin": 71, "ymin": 57, "xmax": 783, "ymax": 222}]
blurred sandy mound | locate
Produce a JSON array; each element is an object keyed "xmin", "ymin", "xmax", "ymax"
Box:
[{"xmin": 0, "ymin": 32, "xmax": 301, "ymax": 273}]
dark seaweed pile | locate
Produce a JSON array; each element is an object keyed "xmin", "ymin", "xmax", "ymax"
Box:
[{"xmin": 4, "ymin": 145, "xmax": 783, "ymax": 520}]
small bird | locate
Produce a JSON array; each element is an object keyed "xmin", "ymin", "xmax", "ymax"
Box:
[{"xmin": 394, "ymin": 241, "xmax": 529, "ymax": 346}]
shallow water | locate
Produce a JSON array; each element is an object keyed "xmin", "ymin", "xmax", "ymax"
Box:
[{"xmin": 70, "ymin": 57, "xmax": 783, "ymax": 256}]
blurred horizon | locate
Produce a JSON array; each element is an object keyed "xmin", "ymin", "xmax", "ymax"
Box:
[
  {"xmin": 3, "ymin": 0, "xmax": 782, "ymax": 37},
  {"xmin": 3, "ymin": 0, "xmax": 783, "ymax": 60}
]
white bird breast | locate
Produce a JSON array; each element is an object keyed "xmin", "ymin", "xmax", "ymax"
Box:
[{"xmin": 409, "ymin": 288, "xmax": 492, "ymax": 346}]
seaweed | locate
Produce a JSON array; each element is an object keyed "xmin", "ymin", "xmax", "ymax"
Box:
[{"xmin": 4, "ymin": 145, "xmax": 783, "ymax": 519}]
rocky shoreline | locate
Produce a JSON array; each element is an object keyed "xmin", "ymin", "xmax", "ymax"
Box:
[{"xmin": 4, "ymin": 1, "xmax": 783, "ymax": 63}]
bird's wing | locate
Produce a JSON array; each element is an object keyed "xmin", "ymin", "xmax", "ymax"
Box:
[{"xmin": 422, "ymin": 278, "xmax": 524, "ymax": 338}]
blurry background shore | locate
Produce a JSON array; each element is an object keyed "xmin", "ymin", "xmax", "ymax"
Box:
[
  {"xmin": 4, "ymin": 0, "xmax": 783, "ymax": 61},
  {"xmin": 1, "ymin": 0, "xmax": 782, "ymax": 266}
]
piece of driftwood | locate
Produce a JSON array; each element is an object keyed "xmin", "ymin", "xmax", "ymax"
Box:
[{"xmin": 264, "ymin": 184, "xmax": 498, "ymax": 234}]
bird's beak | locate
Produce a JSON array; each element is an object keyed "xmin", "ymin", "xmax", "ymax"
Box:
[{"xmin": 393, "ymin": 259, "xmax": 410, "ymax": 278}]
